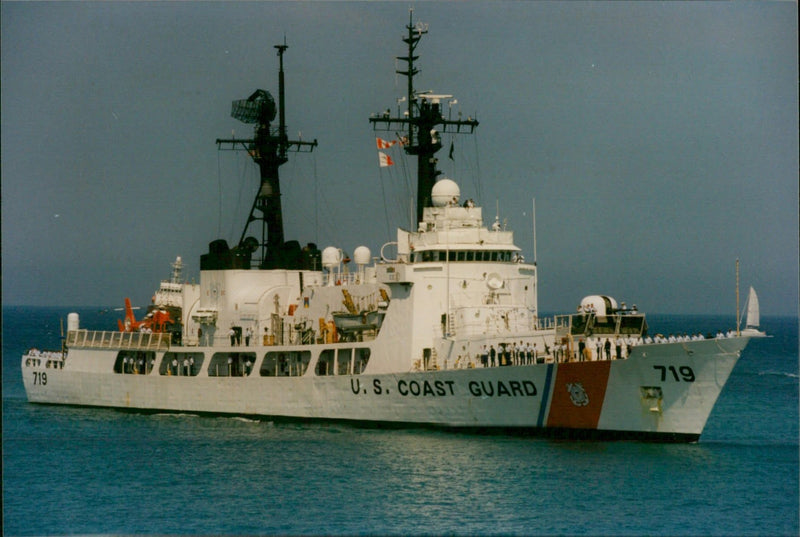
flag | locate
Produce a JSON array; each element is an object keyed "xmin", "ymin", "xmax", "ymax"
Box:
[
  {"xmin": 376, "ymin": 137, "xmax": 396, "ymax": 149},
  {"xmin": 378, "ymin": 151, "xmax": 394, "ymax": 167}
]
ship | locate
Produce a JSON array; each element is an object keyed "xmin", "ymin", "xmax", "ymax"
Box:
[{"xmin": 22, "ymin": 13, "xmax": 765, "ymax": 442}]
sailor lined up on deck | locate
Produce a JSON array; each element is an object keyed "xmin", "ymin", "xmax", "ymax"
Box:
[
  {"xmin": 475, "ymin": 341, "xmax": 543, "ymax": 367},
  {"xmin": 465, "ymin": 334, "xmax": 735, "ymax": 366}
]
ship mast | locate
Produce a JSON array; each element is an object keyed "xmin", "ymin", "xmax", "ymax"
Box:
[
  {"xmin": 216, "ymin": 42, "xmax": 317, "ymax": 269},
  {"xmin": 369, "ymin": 10, "xmax": 479, "ymax": 225}
]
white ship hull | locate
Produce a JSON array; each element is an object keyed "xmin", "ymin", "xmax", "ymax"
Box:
[{"xmin": 22, "ymin": 336, "xmax": 748, "ymax": 441}]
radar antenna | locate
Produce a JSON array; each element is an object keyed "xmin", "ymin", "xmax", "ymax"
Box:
[
  {"xmin": 215, "ymin": 41, "xmax": 318, "ymax": 269},
  {"xmin": 369, "ymin": 10, "xmax": 478, "ymax": 225}
]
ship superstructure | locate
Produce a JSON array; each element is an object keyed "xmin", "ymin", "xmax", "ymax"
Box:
[{"xmin": 21, "ymin": 13, "xmax": 763, "ymax": 442}]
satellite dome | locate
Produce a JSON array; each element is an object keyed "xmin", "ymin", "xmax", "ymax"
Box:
[
  {"xmin": 431, "ymin": 178, "xmax": 460, "ymax": 207},
  {"xmin": 321, "ymin": 246, "xmax": 342, "ymax": 269},
  {"xmin": 353, "ymin": 246, "xmax": 371, "ymax": 266}
]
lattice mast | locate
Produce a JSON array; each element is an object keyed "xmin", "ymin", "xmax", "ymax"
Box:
[
  {"xmin": 369, "ymin": 10, "xmax": 479, "ymax": 225},
  {"xmin": 216, "ymin": 42, "xmax": 317, "ymax": 269}
]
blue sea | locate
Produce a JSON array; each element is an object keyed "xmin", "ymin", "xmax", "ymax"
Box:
[{"xmin": 3, "ymin": 306, "xmax": 798, "ymax": 536}]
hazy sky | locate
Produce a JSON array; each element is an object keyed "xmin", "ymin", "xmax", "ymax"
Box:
[{"xmin": 2, "ymin": 1, "xmax": 797, "ymax": 316}]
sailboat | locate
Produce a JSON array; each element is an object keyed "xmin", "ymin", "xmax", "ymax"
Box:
[{"xmin": 740, "ymin": 287, "xmax": 766, "ymax": 336}]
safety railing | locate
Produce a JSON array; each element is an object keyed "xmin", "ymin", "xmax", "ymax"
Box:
[{"xmin": 66, "ymin": 330, "xmax": 170, "ymax": 351}]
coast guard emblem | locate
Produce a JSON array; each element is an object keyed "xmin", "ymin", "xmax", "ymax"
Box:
[{"xmin": 566, "ymin": 382, "xmax": 589, "ymax": 407}]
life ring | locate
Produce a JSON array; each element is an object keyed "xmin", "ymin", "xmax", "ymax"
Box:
[{"xmin": 380, "ymin": 241, "xmax": 398, "ymax": 262}]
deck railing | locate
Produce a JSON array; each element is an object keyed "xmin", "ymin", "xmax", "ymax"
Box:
[{"xmin": 66, "ymin": 330, "xmax": 171, "ymax": 351}]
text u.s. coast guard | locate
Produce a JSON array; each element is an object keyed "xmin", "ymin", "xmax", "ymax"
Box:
[{"xmin": 350, "ymin": 378, "xmax": 538, "ymax": 398}]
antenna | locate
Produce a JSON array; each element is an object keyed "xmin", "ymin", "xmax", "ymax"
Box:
[
  {"xmin": 275, "ymin": 39, "xmax": 289, "ymax": 158},
  {"xmin": 369, "ymin": 12, "xmax": 478, "ymax": 225},
  {"xmin": 215, "ymin": 42, "xmax": 318, "ymax": 270},
  {"xmin": 532, "ymin": 197, "xmax": 537, "ymax": 265}
]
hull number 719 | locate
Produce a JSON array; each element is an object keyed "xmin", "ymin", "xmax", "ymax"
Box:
[{"xmin": 653, "ymin": 365, "xmax": 695, "ymax": 382}]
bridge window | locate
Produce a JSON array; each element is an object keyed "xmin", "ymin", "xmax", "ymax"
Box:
[{"xmin": 412, "ymin": 250, "xmax": 515, "ymax": 263}]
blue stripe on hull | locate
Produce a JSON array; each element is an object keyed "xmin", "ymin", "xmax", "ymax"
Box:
[{"xmin": 536, "ymin": 363, "xmax": 554, "ymax": 427}]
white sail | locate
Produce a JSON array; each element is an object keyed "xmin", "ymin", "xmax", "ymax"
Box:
[{"xmin": 745, "ymin": 286, "xmax": 760, "ymax": 329}]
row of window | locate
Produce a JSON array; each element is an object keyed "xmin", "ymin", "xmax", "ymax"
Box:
[
  {"xmin": 412, "ymin": 250, "xmax": 516, "ymax": 263},
  {"xmin": 113, "ymin": 348, "xmax": 371, "ymax": 378}
]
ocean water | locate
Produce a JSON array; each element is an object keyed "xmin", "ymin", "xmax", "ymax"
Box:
[{"xmin": 2, "ymin": 306, "xmax": 798, "ymax": 536}]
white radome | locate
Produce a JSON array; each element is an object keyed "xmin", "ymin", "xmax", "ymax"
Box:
[
  {"xmin": 431, "ymin": 178, "xmax": 460, "ymax": 207},
  {"xmin": 353, "ymin": 246, "xmax": 371, "ymax": 266},
  {"xmin": 321, "ymin": 246, "xmax": 342, "ymax": 269}
]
